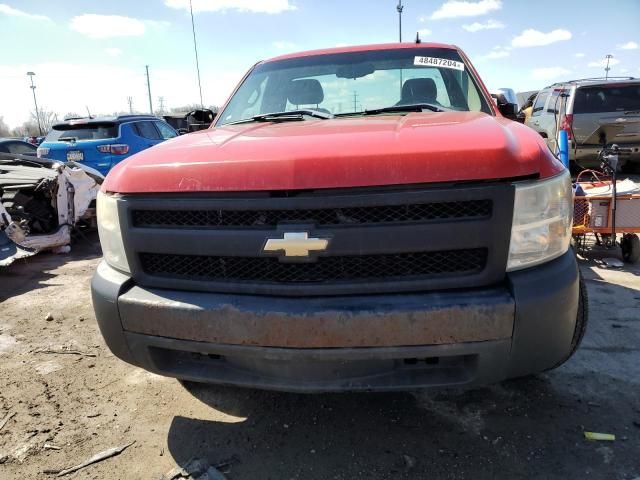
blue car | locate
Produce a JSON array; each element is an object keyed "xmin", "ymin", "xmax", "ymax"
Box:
[{"xmin": 37, "ymin": 115, "xmax": 179, "ymax": 176}]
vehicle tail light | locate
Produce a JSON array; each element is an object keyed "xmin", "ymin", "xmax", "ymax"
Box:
[
  {"xmin": 37, "ymin": 147, "xmax": 50, "ymax": 158},
  {"xmin": 110, "ymin": 144, "xmax": 129, "ymax": 155},
  {"xmin": 97, "ymin": 144, "xmax": 130, "ymax": 155},
  {"xmin": 561, "ymin": 114, "xmax": 573, "ymax": 140}
]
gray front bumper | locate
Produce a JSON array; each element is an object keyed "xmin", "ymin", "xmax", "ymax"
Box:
[{"xmin": 91, "ymin": 251, "xmax": 579, "ymax": 392}]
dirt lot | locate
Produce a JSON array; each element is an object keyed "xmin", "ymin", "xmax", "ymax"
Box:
[{"xmin": 1, "ymin": 234, "xmax": 639, "ymax": 479}]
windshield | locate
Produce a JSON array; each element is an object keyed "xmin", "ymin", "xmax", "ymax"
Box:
[
  {"xmin": 216, "ymin": 48, "xmax": 492, "ymax": 126},
  {"xmin": 45, "ymin": 122, "xmax": 118, "ymax": 141},
  {"xmin": 573, "ymin": 84, "xmax": 640, "ymax": 114}
]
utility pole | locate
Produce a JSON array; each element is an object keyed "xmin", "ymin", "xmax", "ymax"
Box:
[
  {"xmin": 189, "ymin": 0, "xmax": 205, "ymax": 110},
  {"xmin": 26, "ymin": 72, "xmax": 43, "ymax": 135},
  {"xmin": 158, "ymin": 96, "xmax": 165, "ymax": 114},
  {"xmin": 397, "ymin": 0, "xmax": 404, "ymax": 42},
  {"xmin": 605, "ymin": 54, "xmax": 613, "ymax": 80},
  {"xmin": 127, "ymin": 96, "xmax": 134, "ymax": 114},
  {"xmin": 352, "ymin": 91, "xmax": 359, "ymax": 112},
  {"xmin": 145, "ymin": 65, "xmax": 153, "ymax": 114}
]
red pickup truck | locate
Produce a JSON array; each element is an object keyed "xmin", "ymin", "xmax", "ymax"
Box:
[{"xmin": 92, "ymin": 43, "xmax": 586, "ymax": 392}]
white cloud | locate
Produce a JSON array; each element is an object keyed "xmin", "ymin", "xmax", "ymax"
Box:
[
  {"xmin": 104, "ymin": 48, "xmax": 122, "ymax": 57},
  {"xmin": 272, "ymin": 41, "xmax": 296, "ymax": 50},
  {"xmin": 462, "ymin": 19, "xmax": 503, "ymax": 32},
  {"xmin": 574, "ymin": 52, "xmax": 585, "ymax": 58},
  {"xmin": 617, "ymin": 41, "xmax": 638, "ymax": 50},
  {"xmin": 165, "ymin": 0, "xmax": 296, "ymax": 14},
  {"xmin": 532, "ymin": 67, "xmax": 571, "ymax": 81},
  {"xmin": 0, "ymin": 3, "xmax": 50, "ymax": 21},
  {"xmin": 511, "ymin": 28, "xmax": 572, "ymax": 48},
  {"xmin": 70, "ymin": 14, "xmax": 146, "ymax": 39},
  {"xmin": 430, "ymin": 0, "xmax": 501, "ymax": 20},
  {"xmin": 478, "ymin": 46, "xmax": 510, "ymax": 60},
  {"xmin": 417, "ymin": 28, "xmax": 432, "ymax": 36},
  {"xmin": 587, "ymin": 57, "xmax": 620, "ymax": 68}
]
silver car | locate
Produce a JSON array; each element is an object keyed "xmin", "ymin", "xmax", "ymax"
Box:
[{"xmin": 526, "ymin": 78, "xmax": 640, "ymax": 169}]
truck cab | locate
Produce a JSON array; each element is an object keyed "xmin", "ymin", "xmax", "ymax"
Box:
[{"xmin": 92, "ymin": 43, "xmax": 584, "ymax": 392}]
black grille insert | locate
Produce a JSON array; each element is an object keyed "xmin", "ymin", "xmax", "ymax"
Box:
[
  {"xmin": 132, "ymin": 200, "xmax": 492, "ymax": 228},
  {"xmin": 139, "ymin": 249, "xmax": 488, "ymax": 284}
]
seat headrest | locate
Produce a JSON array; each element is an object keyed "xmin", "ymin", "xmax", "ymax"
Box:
[
  {"xmin": 288, "ymin": 79, "xmax": 324, "ymax": 105},
  {"xmin": 400, "ymin": 78, "xmax": 437, "ymax": 104}
]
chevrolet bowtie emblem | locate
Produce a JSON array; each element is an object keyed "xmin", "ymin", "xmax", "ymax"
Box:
[{"xmin": 263, "ymin": 232, "xmax": 330, "ymax": 257}]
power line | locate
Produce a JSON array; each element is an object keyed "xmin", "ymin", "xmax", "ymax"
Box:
[
  {"xmin": 127, "ymin": 96, "xmax": 134, "ymax": 114},
  {"xmin": 352, "ymin": 91, "xmax": 359, "ymax": 112},
  {"xmin": 158, "ymin": 96, "xmax": 165, "ymax": 113},
  {"xmin": 189, "ymin": 0, "xmax": 205, "ymax": 110}
]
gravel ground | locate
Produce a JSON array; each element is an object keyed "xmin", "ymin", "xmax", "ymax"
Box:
[{"xmin": 1, "ymin": 234, "xmax": 639, "ymax": 479}]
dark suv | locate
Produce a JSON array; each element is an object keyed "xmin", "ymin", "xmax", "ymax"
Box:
[
  {"xmin": 37, "ymin": 115, "xmax": 178, "ymax": 176},
  {"xmin": 526, "ymin": 77, "xmax": 640, "ymax": 168}
]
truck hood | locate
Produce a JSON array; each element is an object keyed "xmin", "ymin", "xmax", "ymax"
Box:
[{"xmin": 103, "ymin": 112, "xmax": 562, "ymax": 193}]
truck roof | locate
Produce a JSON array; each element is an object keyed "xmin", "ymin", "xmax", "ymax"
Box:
[
  {"xmin": 264, "ymin": 42, "xmax": 459, "ymax": 63},
  {"xmin": 546, "ymin": 77, "xmax": 639, "ymax": 88}
]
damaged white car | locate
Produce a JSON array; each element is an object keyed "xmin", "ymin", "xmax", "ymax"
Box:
[{"xmin": 0, "ymin": 152, "xmax": 103, "ymax": 266}]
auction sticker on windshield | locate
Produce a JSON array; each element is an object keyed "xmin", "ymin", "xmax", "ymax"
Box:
[{"xmin": 414, "ymin": 56, "xmax": 465, "ymax": 71}]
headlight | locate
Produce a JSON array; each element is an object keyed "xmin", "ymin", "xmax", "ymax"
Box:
[
  {"xmin": 37, "ymin": 147, "xmax": 49, "ymax": 158},
  {"xmin": 97, "ymin": 191, "xmax": 130, "ymax": 274},
  {"xmin": 507, "ymin": 170, "xmax": 572, "ymax": 271}
]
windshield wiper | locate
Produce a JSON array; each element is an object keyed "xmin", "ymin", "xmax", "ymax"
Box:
[
  {"xmin": 227, "ymin": 109, "xmax": 333, "ymax": 125},
  {"xmin": 363, "ymin": 103, "xmax": 445, "ymax": 115}
]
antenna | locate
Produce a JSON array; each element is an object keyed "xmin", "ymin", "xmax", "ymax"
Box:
[
  {"xmin": 85, "ymin": 106, "xmax": 92, "ymax": 118},
  {"xmin": 396, "ymin": 0, "xmax": 404, "ymax": 42},
  {"xmin": 415, "ymin": 32, "xmax": 422, "ymax": 44},
  {"xmin": 189, "ymin": 0, "xmax": 205, "ymax": 110}
]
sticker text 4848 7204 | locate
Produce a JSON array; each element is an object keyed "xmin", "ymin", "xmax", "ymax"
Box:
[{"xmin": 414, "ymin": 56, "xmax": 465, "ymax": 71}]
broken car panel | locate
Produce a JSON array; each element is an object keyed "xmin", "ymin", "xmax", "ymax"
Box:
[{"xmin": 0, "ymin": 152, "xmax": 103, "ymax": 266}]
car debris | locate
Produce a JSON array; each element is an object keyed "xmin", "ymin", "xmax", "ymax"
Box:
[
  {"xmin": 50, "ymin": 440, "xmax": 135, "ymax": 477},
  {"xmin": 0, "ymin": 152, "xmax": 103, "ymax": 267},
  {"xmin": 162, "ymin": 457, "xmax": 230, "ymax": 480}
]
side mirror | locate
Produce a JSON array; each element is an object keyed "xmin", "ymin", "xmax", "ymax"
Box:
[{"xmin": 495, "ymin": 93, "xmax": 518, "ymax": 120}]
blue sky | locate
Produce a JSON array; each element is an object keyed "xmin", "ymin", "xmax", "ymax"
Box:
[{"xmin": 1, "ymin": 0, "xmax": 639, "ymax": 128}]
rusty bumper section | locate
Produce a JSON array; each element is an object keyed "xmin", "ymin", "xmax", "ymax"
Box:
[
  {"xmin": 118, "ymin": 286, "xmax": 514, "ymax": 348},
  {"xmin": 91, "ymin": 251, "xmax": 580, "ymax": 392}
]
